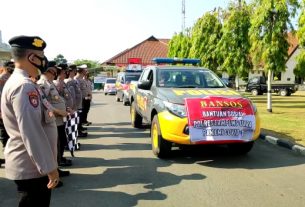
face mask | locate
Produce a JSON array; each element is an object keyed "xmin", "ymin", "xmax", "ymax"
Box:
[{"xmin": 28, "ymin": 54, "xmax": 48, "ymax": 73}]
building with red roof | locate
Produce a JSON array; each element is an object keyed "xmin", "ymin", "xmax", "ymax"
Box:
[{"xmin": 102, "ymin": 36, "xmax": 169, "ymax": 67}]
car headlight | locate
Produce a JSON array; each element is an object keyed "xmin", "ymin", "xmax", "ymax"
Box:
[
  {"xmin": 163, "ymin": 101, "xmax": 186, "ymax": 118},
  {"xmin": 248, "ymin": 99, "xmax": 257, "ymax": 114}
]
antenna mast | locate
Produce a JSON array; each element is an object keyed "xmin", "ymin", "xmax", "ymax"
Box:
[{"xmin": 182, "ymin": 0, "xmax": 186, "ymax": 33}]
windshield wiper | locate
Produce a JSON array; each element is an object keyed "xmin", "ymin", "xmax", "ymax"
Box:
[
  {"xmin": 176, "ymin": 85, "xmax": 197, "ymax": 88},
  {"xmin": 208, "ymin": 86, "xmax": 225, "ymax": 88}
]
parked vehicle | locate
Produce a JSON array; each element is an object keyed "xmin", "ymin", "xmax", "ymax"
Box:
[
  {"xmin": 104, "ymin": 78, "xmax": 117, "ymax": 95},
  {"xmin": 115, "ymin": 70, "xmax": 142, "ymax": 105},
  {"xmin": 245, "ymin": 76, "xmax": 298, "ymax": 96},
  {"xmin": 130, "ymin": 58, "xmax": 260, "ymax": 158}
]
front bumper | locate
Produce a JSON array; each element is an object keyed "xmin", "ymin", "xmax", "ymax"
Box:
[{"xmin": 157, "ymin": 111, "xmax": 261, "ymax": 145}]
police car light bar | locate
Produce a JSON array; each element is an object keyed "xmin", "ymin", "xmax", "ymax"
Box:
[{"xmin": 152, "ymin": 58, "xmax": 200, "ymax": 65}]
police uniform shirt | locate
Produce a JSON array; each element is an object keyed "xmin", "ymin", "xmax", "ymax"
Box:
[
  {"xmin": 54, "ymin": 79, "xmax": 73, "ymax": 109},
  {"xmin": 84, "ymin": 78, "xmax": 92, "ymax": 99},
  {"xmin": 37, "ymin": 75, "xmax": 66, "ymax": 126},
  {"xmin": 0, "ymin": 73, "xmax": 10, "ymax": 95},
  {"xmin": 70, "ymin": 77, "xmax": 82, "ymax": 109},
  {"xmin": 75, "ymin": 76, "xmax": 87, "ymax": 100},
  {"xmin": 0, "ymin": 73, "xmax": 11, "ymax": 123},
  {"xmin": 1, "ymin": 68, "xmax": 58, "ymax": 180}
]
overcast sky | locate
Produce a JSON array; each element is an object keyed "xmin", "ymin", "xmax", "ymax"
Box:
[{"xmin": 0, "ymin": 0, "xmax": 249, "ymax": 62}]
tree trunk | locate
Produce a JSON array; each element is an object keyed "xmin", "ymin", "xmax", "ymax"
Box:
[{"xmin": 267, "ymin": 69, "xmax": 272, "ymax": 112}]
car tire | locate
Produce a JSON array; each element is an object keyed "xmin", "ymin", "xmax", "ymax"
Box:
[
  {"xmin": 122, "ymin": 95, "xmax": 127, "ymax": 105},
  {"xmin": 279, "ymin": 89, "xmax": 288, "ymax": 96},
  {"xmin": 151, "ymin": 115, "xmax": 172, "ymax": 158},
  {"xmin": 251, "ymin": 89, "xmax": 259, "ymax": 96},
  {"xmin": 130, "ymin": 102, "xmax": 142, "ymax": 128},
  {"xmin": 227, "ymin": 141, "xmax": 254, "ymax": 155}
]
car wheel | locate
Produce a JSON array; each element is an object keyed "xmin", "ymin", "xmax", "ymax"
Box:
[
  {"xmin": 251, "ymin": 89, "xmax": 259, "ymax": 96},
  {"xmin": 279, "ymin": 89, "xmax": 288, "ymax": 96},
  {"xmin": 227, "ymin": 141, "xmax": 254, "ymax": 155},
  {"xmin": 151, "ymin": 115, "xmax": 172, "ymax": 158},
  {"xmin": 116, "ymin": 95, "xmax": 120, "ymax": 102},
  {"xmin": 130, "ymin": 102, "xmax": 142, "ymax": 128}
]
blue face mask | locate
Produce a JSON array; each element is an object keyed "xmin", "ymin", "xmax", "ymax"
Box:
[{"xmin": 28, "ymin": 54, "xmax": 48, "ymax": 73}]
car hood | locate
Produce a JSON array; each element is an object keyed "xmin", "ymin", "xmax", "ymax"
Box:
[{"xmin": 156, "ymin": 88, "xmax": 243, "ymax": 104}]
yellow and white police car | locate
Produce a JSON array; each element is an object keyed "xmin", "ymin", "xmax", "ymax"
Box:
[{"xmin": 130, "ymin": 58, "xmax": 260, "ymax": 158}]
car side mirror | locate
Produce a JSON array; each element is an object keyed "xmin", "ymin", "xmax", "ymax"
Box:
[
  {"xmin": 226, "ymin": 82, "xmax": 233, "ymax": 88},
  {"xmin": 138, "ymin": 80, "xmax": 151, "ymax": 90}
]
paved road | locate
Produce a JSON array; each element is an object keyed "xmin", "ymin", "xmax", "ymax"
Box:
[{"xmin": 1, "ymin": 91, "xmax": 305, "ymax": 207}]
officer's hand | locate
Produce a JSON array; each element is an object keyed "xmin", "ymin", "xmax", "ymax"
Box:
[
  {"xmin": 59, "ymin": 110, "xmax": 68, "ymax": 117},
  {"xmin": 47, "ymin": 169, "xmax": 60, "ymax": 189}
]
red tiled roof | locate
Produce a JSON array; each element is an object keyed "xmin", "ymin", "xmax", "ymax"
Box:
[
  {"xmin": 287, "ymin": 32, "xmax": 299, "ymax": 58},
  {"xmin": 102, "ymin": 36, "xmax": 170, "ymax": 66}
]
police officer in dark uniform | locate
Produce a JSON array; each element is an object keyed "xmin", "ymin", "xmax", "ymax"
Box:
[
  {"xmin": 0, "ymin": 61, "xmax": 14, "ymax": 166},
  {"xmin": 2, "ymin": 35, "xmax": 59, "ymax": 206}
]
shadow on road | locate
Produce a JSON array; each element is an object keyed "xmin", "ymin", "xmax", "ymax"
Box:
[
  {"xmin": 78, "ymin": 143, "xmax": 151, "ymax": 151},
  {"xmin": 53, "ymin": 157, "xmax": 206, "ymax": 206},
  {"xmin": 164, "ymin": 140, "xmax": 305, "ymax": 169}
]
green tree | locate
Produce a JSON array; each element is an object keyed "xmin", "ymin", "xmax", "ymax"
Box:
[
  {"xmin": 73, "ymin": 59, "xmax": 100, "ymax": 69},
  {"xmin": 295, "ymin": 0, "xmax": 305, "ymax": 80},
  {"xmin": 54, "ymin": 54, "xmax": 67, "ymax": 65},
  {"xmin": 168, "ymin": 31, "xmax": 191, "ymax": 58},
  {"xmin": 249, "ymin": 0, "xmax": 299, "ymax": 112},
  {"xmin": 217, "ymin": 0, "xmax": 252, "ymax": 89},
  {"xmin": 189, "ymin": 11, "xmax": 223, "ymax": 71},
  {"xmin": 73, "ymin": 59, "xmax": 101, "ymax": 77}
]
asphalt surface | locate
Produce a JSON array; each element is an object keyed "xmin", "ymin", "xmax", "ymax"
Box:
[{"xmin": 1, "ymin": 91, "xmax": 305, "ymax": 207}]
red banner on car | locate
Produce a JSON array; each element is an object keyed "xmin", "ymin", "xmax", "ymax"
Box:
[{"xmin": 185, "ymin": 96, "xmax": 256, "ymax": 143}]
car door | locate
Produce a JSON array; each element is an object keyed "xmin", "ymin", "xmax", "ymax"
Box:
[{"xmin": 136, "ymin": 68, "xmax": 153, "ymax": 119}]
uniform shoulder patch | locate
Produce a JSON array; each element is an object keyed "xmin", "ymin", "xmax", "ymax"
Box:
[{"xmin": 28, "ymin": 91, "xmax": 39, "ymax": 108}]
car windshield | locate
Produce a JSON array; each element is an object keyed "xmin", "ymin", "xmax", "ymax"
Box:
[
  {"xmin": 106, "ymin": 79, "xmax": 116, "ymax": 83},
  {"xmin": 157, "ymin": 69, "xmax": 225, "ymax": 88},
  {"xmin": 126, "ymin": 74, "xmax": 141, "ymax": 82}
]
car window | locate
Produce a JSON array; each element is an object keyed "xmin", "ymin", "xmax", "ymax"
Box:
[
  {"xmin": 125, "ymin": 74, "xmax": 141, "ymax": 82},
  {"xmin": 157, "ymin": 69, "xmax": 225, "ymax": 88},
  {"xmin": 106, "ymin": 79, "xmax": 116, "ymax": 84},
  {"xmin": 140, "ymin": 69, "xmax": 150, "ymax": 81},
  {"xmin": 249, "ymin": 77, "xmax": 259, "ymax": 84}
]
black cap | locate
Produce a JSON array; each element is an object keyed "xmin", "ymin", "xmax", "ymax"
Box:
[
  {"xmin": 4, "ymin": 61, "xmax": 15, "ymax": 68},
  {"xmin": 58, "ymin": 63, "xmax": 68, "ymax": 70},
  {"xmin": 8, "ymin": 35, "xmax": 46, "ymax": 51},
  {"xmin": 47, "ymin": 61, "xmax": 57, "ymax": 68},
  {"xmin": 68, "ymin": 64, "xmax": 77, "ymax": 71}
]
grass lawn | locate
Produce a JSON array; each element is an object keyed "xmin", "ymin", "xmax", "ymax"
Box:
[{"xmin": 242, "ymin": 91, "xmax": 305, "ymax": 146}]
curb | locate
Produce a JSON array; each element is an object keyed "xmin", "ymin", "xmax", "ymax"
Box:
[{"xmin": 259, "ymin": 134, "xmax": 305, "ymax": 156}]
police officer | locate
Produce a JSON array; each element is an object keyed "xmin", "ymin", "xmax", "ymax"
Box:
[
  {"xmin": 82, "ymin": 69, "xmax": 92, "ymax": 126},
  {"xmin": 54, "ymin": 64, "xmax": 74, "ymax": 112},
  {"xmin": 65, "ymin": 65, "xmax": 87, "ymax": 137},
  {"xmin": 0, "ymin": 61, "xmax": 14, "ymax": 166},
  {"xmin": 1, "ymin": 35, "xmax": 59, "ymax": 206},
  {"xmin": 37, "ymin": 63, "xmax": 72, "ymax": 169},
  {"xmin": 65, "ymin": 65, "xmax": 77, "ymax": 110},
  {"xmin": 74, "ymin": 65, "xmax": 88, "ymax": 135}
]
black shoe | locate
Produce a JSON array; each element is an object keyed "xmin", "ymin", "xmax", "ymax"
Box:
[
  {"xmin": 55, "ymin": 180, "xmax": 64, "ymax": 188},
  {"xmin": 80, "ymin": 126, "xmax": 87, "ymax": 131},
  {"xmin": 0, "ymin": 158, "xmax": 5, "ymax": 166},
  {"xmin": 83, "ymin": 121, "xmax": 92, "ymax": 126},
  {"xmin": 58, "ymin": 168, "xmax": 70, "ymax": 177},
  {"xmin": 59, "ymin": 158, "xmax": 72, "ymax": 167},
  {"xmin": 78, "ymin": 132, "xmax": 88, "ymax": 137}
]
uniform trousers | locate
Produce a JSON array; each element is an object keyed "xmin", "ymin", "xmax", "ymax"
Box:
[
  {"xmin": 14, "ymin": 176, "xmax": 51, "ymax": 207},
  {"xmin": 82, "ymin": 98, "xmax": 91, "ymax": 123},
  {"xmin": 0, "ymin": 123, "xmax": 9, "ymax": 148},
  {"xmin": 57, "ymin": 125, "xmax": 67, "ymax": 163}
]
